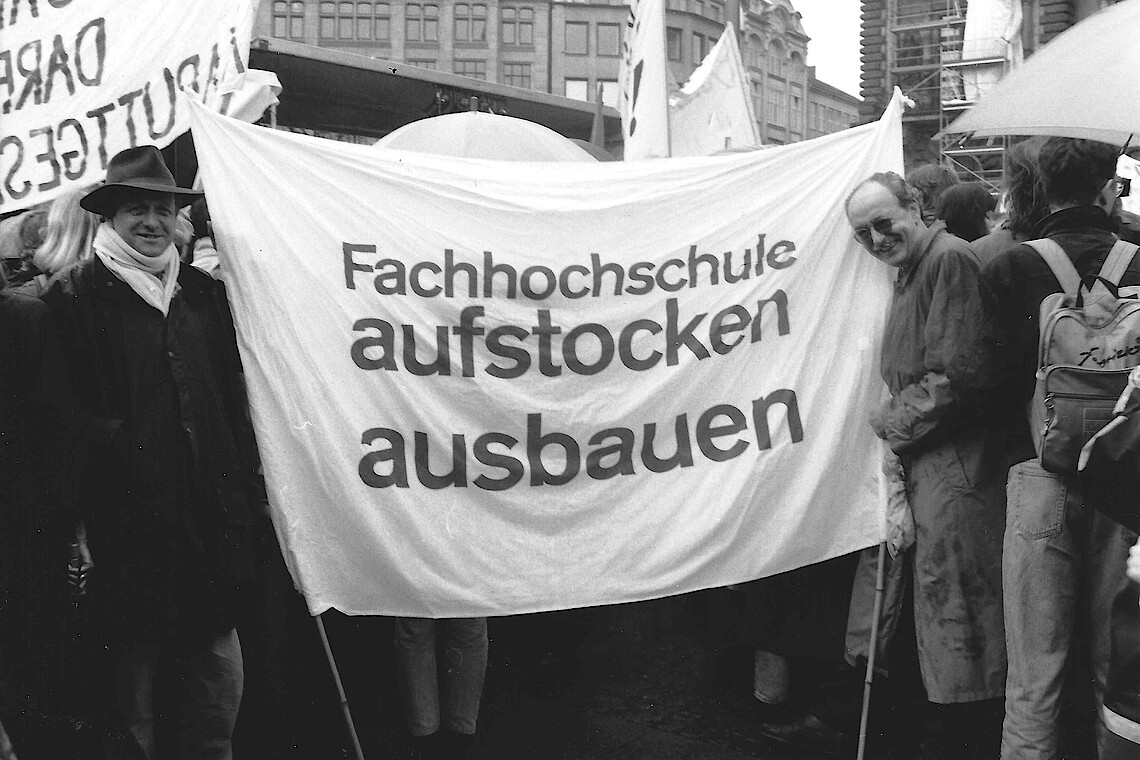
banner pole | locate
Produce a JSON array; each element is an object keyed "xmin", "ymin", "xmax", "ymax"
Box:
[
  {"xmin": 315, "ymin": 613, "xmax": 367, "ymax": 760},
  {"xmin": 661, "ymin": 0, "xmax": 672, "ymax": 157},
  {"xmin": 857, "ymin": 542, "xmax": 887, "ymax": 760}
]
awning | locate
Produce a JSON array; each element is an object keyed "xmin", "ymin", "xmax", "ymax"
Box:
[{"xmin": 248, "ymin": 37, "xmax": 621, "ymax": 142}]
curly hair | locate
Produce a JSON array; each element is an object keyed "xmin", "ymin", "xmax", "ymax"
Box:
[
  {"xmin": 1000, "ymin": 137, "xmax": 1049, "ymax": 235},
  {"xmin": 1039, "ymin": 137, "xmax": 1119, "ymax": 207}
]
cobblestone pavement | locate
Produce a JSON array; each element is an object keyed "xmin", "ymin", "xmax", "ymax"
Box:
[
  {"xmin": 258, "ymin": 587, "xmax": 1096, "ymax": 760},
  {"xmin": 292, "ymin": 590, "xmax": 932, "ymax": 760}
]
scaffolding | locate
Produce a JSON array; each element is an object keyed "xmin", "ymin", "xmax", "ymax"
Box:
[{"xmin": 887, "ymin": 0, "xmax": 1013, "ymax": 192}]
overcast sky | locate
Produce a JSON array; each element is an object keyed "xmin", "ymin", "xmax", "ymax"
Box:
[{"xmin": 791, "ymin": 0, "xmax": 863, "ymax": 99}]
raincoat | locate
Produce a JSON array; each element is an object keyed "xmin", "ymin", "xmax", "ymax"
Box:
[{"xmin": 863, "ymin": 222, "xmax": 1007, "ymax": 703}]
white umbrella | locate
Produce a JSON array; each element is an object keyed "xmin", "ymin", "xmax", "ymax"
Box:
[
  {"xmin": 940, "ymin": 0, "xmax": 1140, "ymax": 148},
  {"xmin": 373, "ymin": 112, "xmax": 596, "ymax": 162}
]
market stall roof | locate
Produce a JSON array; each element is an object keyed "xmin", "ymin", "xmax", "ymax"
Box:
[{"xmin": 248, "ymin": 37, "xmax": 621, "ymax": 142}]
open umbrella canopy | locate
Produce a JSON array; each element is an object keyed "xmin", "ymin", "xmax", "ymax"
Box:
[
  {"xmin": 374, "ymin": 112, "xmax": 597, "ymax": 162},
  {"xmin": 941, "ymin": 0, "xmax": 1140, "ymax": 147}
]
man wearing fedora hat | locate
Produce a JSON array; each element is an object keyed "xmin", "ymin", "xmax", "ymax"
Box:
[{"xmin": 41, "ymin": 146, "xmax": 260, "ymax": 760}]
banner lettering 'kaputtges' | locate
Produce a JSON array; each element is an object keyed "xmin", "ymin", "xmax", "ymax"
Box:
[
  {"xmin": 189, "ymin": 94, "xmax": 904, "ymax": 618},
  {"xmin": 1, "ymin": 0, "xmax": 255, "ymax": 212}
]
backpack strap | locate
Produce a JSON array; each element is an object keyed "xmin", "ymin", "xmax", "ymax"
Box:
[
  {"xmin": 1097, "ymin": 239, "xmax": 1140, "ymax": 285},
  {"xmin": 1024, "ymin": 238, "xmax": 1082, "ymax": 294}
]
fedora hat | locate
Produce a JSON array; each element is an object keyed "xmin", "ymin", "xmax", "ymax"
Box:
[{"xmin": 80, "ymin": 145, "xmax": 203, "ymax": 216}]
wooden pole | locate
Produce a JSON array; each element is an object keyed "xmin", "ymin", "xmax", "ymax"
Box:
[
  {"xmin": 857, "ymin": 542, "xmax": 888, "ymax": 760},
  {"xmin": 315, "ymin": 613, "xmax": 367, "ymax": 760}
]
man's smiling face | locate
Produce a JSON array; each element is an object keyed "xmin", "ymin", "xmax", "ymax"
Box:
[
  {"xmin": 110, "ymin": 191, "xmax": 176, "ymax": 257},
  {"xmin": 847, "ymin": 182, "xmax": 925, "ymax": 269}
]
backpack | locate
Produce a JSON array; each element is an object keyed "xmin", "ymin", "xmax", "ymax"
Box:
[{"xmin": 1025, "ymin": 237, "xmax": 1140, "ymax": 473}]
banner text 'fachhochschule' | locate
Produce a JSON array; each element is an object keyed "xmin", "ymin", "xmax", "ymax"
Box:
[{"xmin": 343, "ymin": 233, "xmax": 806, "ymax": 491}]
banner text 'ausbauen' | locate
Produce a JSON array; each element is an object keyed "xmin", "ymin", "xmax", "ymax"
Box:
[{"xmin": 343, "ymin": 234, "xmax": 804, "ymax": 492}]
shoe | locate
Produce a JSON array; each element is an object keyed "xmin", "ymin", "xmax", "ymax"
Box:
[
  {"xmin": 443, "ymin": 730, "xmax": 478, "ymax": 760},
  {"xmin": 756, "ymin": 712, "xmax": 847, "ymax": 753},
  {"xmin": 406, "ymin": 732, "xmax": 441, "ymax": 760},
  {"xmin": 750, "ymin": 696, "xmax": 797, "ymax": 725}
]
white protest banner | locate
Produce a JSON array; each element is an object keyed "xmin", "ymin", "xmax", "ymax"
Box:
[
  {"xmin": 189, "ymin": 92, "xmax": 905, "ymax": 619},
  {"xmin": 1, "ymin": 0, "xmax": 256, "ymax": 213},
  {"xmin": 670, "ymin": 23, "xmax": 760, "ymax": 156},
  {"xmin": 619, "ymin": 0, "xmax": 671, "ymax": 158}
]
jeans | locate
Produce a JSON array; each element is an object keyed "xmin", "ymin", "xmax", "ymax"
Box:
[
  {"xmin": 105, "ymin": 627, "xmax": 244, "ymax": 760},
  {"xmin": 1000, "ymin": 460, "xmax": 1137, "ymax": 760},
  {"xmin": 751, "ymin": 649, "xmax": 789, "ymax": 704},
  {"xmin": 394, "ymin": 617, "xmax": 488, "ymax": 736}
]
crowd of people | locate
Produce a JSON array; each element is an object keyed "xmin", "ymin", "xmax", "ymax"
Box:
[
  {"xmin": 1, "ymin": 135, "xmax": 1139, "ymax": 760},
  {"xmin": 835, "ymin": 138, "xmax": 1139, "ymax": 758}
]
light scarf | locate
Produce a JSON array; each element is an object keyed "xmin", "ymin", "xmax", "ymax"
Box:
[{"xmin": 93, "ymin": 223, "xmax": 180, "ymax": 315}]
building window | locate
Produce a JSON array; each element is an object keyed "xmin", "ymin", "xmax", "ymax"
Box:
[
  {"xmin": 455, "ymin": 3, "xmax": 487, "ymax": 42},
  {"xmin": 790, "ymin": 84, "xmax": 803, "ymax": 133},
  {"xmin": 689, "ymin": 0, "xmax": 703, "ymax": 15},
  {"xmin": 666, "ymin": 27, "xmax": 682, "ymax": 61},
  {"xmin": 502, "ymin": 62, "xmax": 532, "ymax": 88},
  {"xmin": 747, "ymin": 38, "xmax": 763, "ymax": 69},
  {"xmin": 338, "ymin": 2, "xmax": 353, "ymax": 38},
  {"xmin": 406, "ymin": 3, "xmax": 439, "ymax": 42},
  {"xmin": 598, "ymin": 79, "xmax": 619, "ymax": 108},
  {"xmin": 565, "ymin": 78, "xmax": 589, "ymax": 101},
  {"xmin": 406, "ymin": 58, "xmax": 436, "ymax": 69},
  {"xmin": 710, "ymin": 0, "xmax": 723, "ymax": 22},
  {"xmin": 501, "ymin": 6, "xmax": 534, "ymax": 46},
  {"xmin": 272, "ymin": 1, "xmax": 306, "ymax": 38},
  {"xmin": 766, "ymin": 75, "xmax": 785, "ymax": 126},
  {"xmin": 565, "ymin": 21, "xmax": 588, "ymax": 55},
  {"xmin": 596, "ymin": 23, "xmax": 620, "ymax": 57},
  {"xmin": 316, "ymin": 2, "xmax": 389, "ymax": 40},
  {"xmin": 691, "ymin": 32, "xmax": 704, "ymax": 64},
  {"xmin": 374, "ymin": 3, "xmax": 390, "ymax": 40},
  {"xmin": 666, "ymin": 0, "xmax": 684, "ymax": 9},
  {"xmin": 454, "ymin": 59, "xmax": 487, "ymax": 80}
]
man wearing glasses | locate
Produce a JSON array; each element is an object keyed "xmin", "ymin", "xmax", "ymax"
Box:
[
  {"xmin": 979, "ymin": 138, "xmax": 1140, "ymax": 759},
  {"xmin": 845, "ymin": 172, "xmax": 1008, "ymax": 757}
]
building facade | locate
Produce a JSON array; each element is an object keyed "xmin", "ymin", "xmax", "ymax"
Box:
[
  {"xmin": 257, "ymin": 0, "xmax": 860, "ymax": 145},
  {"xmin": 859, "ymin": 0, "xmax": 1128, "ymax": 178}
]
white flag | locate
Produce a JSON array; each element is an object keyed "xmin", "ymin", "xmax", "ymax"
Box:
[
  {"xmin": 186, "ymin": 92, "xmax": 908, "ymax": 618},
  {"xmin": 670, "ymin": 24, "xmax": 761, "ymax": 156},
  {"xmin": 619, "ymin": 0, "xmax": 671, "ymax": 159}
]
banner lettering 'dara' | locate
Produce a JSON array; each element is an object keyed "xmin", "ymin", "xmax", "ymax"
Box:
[
  {"xmin": 189, "ymin": 95, "xmax": 905, "ymax": 618},
  {"xmin": 1, "ymin": 0, "xmax": 255, "ymax": 212}
]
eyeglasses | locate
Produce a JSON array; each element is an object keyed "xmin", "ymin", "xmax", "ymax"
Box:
[
  {"xmin": 1115, "ymin": 177, "xmax": 1131, "ymax": 198},
  {"xmin": 852, "ymin": 217, "xmax": 897, "ymax": 247}
]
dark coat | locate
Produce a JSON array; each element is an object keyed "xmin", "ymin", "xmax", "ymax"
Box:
[
  {"xmin": 0, "ymin": 290, "xmax": 75, "ymax": 735},
  {"xmin": 40, "ymin": 256, "xmax": 260, "ymax": 644},
  {"xmin": 876, "ymin": 221, "xmax": 998, "ymax": 455}
]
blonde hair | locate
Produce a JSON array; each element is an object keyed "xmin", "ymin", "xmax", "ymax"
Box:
[{"xmin": 33, "ymin": 188, "xmax": 100, "ymax": 275}]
